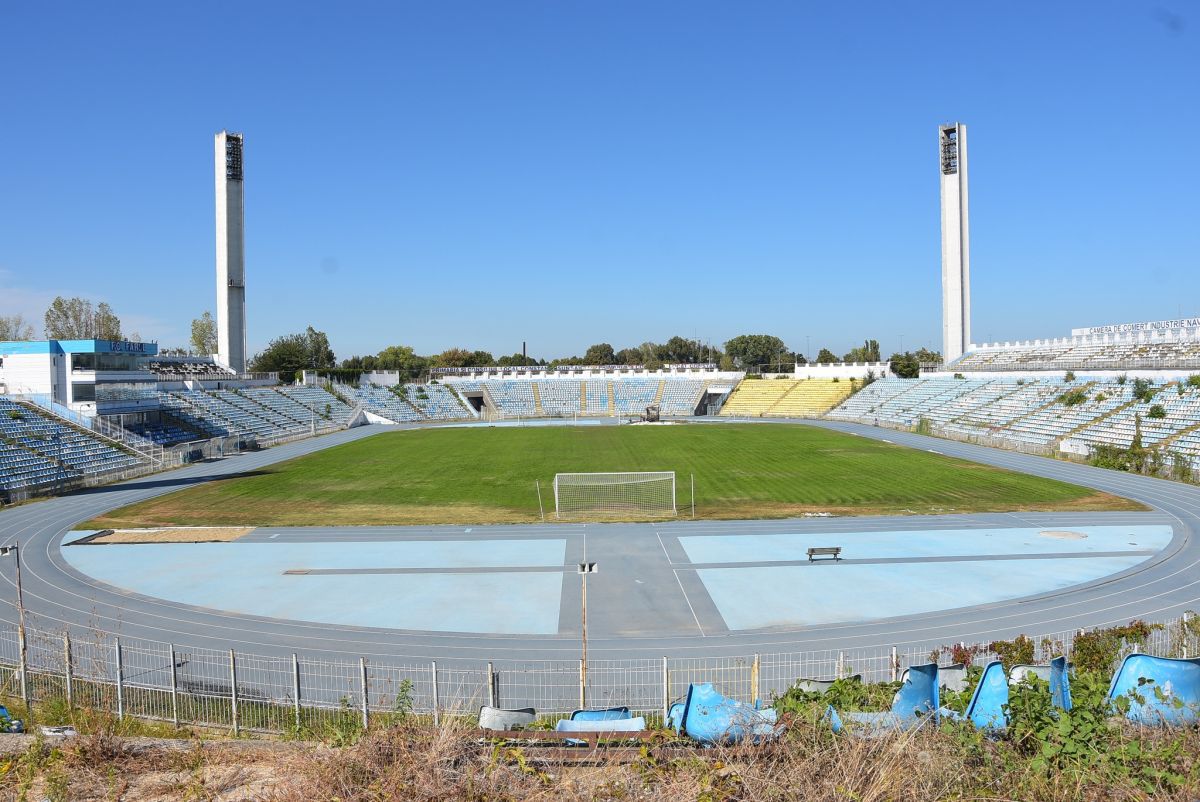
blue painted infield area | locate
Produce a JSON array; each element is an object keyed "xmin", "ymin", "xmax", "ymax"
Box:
[
  {"xmin": 63, "ymin": 539, "xmax": 567, "ymax": 634},
  {"xmin": 697, "ymin": 556, "xmax": 1151, "ymax": 630},
  {"xmin": 682, "ymin": 525, "xmax": 1173, "ymax": 630},
  {"xmin": 679, "ymin": 525, "xmax": 1172, "ymax": 564}
]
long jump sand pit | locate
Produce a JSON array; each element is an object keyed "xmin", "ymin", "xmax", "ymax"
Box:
[{"xmin": 81, "ymin": 527, "xmax": 255, "ymax": 544}]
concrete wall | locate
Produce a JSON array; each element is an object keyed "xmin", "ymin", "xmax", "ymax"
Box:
[
  {"xmin": 0, "ymin": 352, "xmax": 55, "ymax": 396},
  {"xmin": 793, "ymin": 362, "xmax": 894, "ymax": 380}
]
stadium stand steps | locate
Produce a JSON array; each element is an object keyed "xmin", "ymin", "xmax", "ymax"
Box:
[
  {"xmin": 531, "ymin": 383, "xmax": 545, "ymax": 417},
  {"xmin": 1056, "ymin": 393, "xmax": 1138, "ymax": 443}
]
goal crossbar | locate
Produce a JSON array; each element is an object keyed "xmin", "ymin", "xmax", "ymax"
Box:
[{"xmin": 553, "ymin": 471, "xmax": 677, "ymax": 518}]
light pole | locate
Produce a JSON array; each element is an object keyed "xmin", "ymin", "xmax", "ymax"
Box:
[
  {"xmin": 1, "ymin": 544, "xmax": 29, "ymax": 717},
  {"xmin": 576, "ymin": 560, "xmax": 597, "ymax": 708}
]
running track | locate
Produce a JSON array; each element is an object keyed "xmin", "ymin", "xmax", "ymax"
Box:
[{"xmin": 1, "ymin": 419, "xmax": 1197, "ymax": 667}]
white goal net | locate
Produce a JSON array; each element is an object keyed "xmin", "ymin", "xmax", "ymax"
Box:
[{"xmin": 553, "ymin": 471, "xmax": 677, "ymax": 518}]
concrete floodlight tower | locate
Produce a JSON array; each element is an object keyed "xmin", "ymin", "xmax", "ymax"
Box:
[
  {"xmin": 939, "ymin": 122, "xmax": 971, "ymax": 364},
  {"xmin": 215, "ymin": 130, "xmax": 247, "ymax": 373}
]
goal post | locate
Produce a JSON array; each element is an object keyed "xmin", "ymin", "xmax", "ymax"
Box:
[{"xmin": 553, "ymin": 471, "xmax": 677, "ymax": 519}]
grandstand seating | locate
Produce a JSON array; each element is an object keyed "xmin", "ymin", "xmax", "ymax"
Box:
[
  {"xmin": 444, "ymin": 377, "xmax": 713, "ymax": 418},
  {"xmin": 719, "ymin": 379, "xmax": 854, "ymax": 418},
  {"xmin": 953, "ymin": 338, "xmax": 1200, "ymax": 372},
  {"xmin": 154, "ymin": 387, "xmax": 356, "ymax": 440},
  {"xmin": 828, "ymin": 376, "xmax": 1200, "ymax": 469},
  {"xmin": 147, "ymin": 359, "xmax": 236, "ymax": 376},
  {"xmin": 658, "ymin": 379, "xmax": 706, "ymax": 416},
  {"xmin": 611, "ymin": 379, "xmax": 659, "ymax": 415},
  {"xmin": 0, "ymin": 396, "xmax": 143, "ymax": 496}
]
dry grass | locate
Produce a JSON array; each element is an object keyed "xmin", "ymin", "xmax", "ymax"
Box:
[{"xmin": 5, "ymin": 716, "xmax": 1199, "ymax": 801}]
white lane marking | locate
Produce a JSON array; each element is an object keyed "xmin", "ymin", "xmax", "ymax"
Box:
[
  {"xmin": 658, "ymin": 531, "xmax": 705, "ymax": 637},
  {"xmin": 269, "ymin": 533, "xmax": 280, "ymax": 539}
]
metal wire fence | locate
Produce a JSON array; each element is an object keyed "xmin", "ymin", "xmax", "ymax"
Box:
[{"xmin": 0, "ymin": 614, "xmax": 1196, "ymax": 733}]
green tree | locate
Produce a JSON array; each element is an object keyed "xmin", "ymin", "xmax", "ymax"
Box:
[
  {"xmin": 0, "ymin": 314, "xmax": 35, "ymax": 341},
  {"xmin": 724, "ymin": 334, "xmax": 788, "ymax": 372},
  {"xmin": 843, "ymin": 339, "xmax": 881, "ymax": 363},
  {"xmin": 375, "ymin": 345, "xmax": 428, "ymax": 376},
  {"xmin": 889, "ymin": 351, "xmax": 920, "ymax": 379},
  {"xmin": 497, "ymin": 352, "xmax": 538, "ymax": 367},
  {"xmin": 43, "ymin": 296, "xmax": 122, "ymax": 339},
  {"xmin": 815, "ymin": 348, "xmax": 838, "ymax": 364},
  {"xmin": 614, "ymin": 347, "xmax": 642, "ymax": 365},
  {"xmin": 914, "ymin": 347, "xmax": 942, "ymax": 364},
  {"xmin": 249, "ymin": 326, "xmax": 336, "ymax": 382},
  {"xmin": 583, "ymin": 343, "xmax": 616, "ymax": 365},
  {"xmin": 190, "ymin": 311, "xmax": 217, "ymax": 355}
]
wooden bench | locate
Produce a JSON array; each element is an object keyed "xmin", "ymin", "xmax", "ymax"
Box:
[{"xmin": 807, "ymin": 546, "xmax": 842, "ymax": 562}]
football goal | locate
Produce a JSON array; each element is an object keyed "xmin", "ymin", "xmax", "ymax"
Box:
[{"xmin": 553, "ymin": 471, "xmax": 677, "ymax": 518}]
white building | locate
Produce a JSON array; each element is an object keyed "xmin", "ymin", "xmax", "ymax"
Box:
[{"xmin": 0, "ymin": 339, "xmax": 159, "ymax": 416}]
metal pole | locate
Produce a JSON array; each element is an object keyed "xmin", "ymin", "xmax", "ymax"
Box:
[
  {"xmin": 229, "ymin": 649, "xmax": 239, "ymax": 735},
  {"xmin": 430, "ymin": 661, "xmax": 440, "ymax": 726},
  {"xmin": 836, "ymin": 650, "xmax": 845, "ymax": 679},
  {"xmin": 359, "ymin": 657, "xmax": 369, "ymax": 731},
  {"xmin": 63, "ymin": 633, "xmax": 73, "ymax": 709},
  {"xmin": 9, "ymin": 544, "xmax": 30, "ymax": 718},
  {"xmin": 169, "ymin": 644, "xmax": 179, "ymax": 727},
  {"xmin": 580, "ymin": 572, "xmax": 588, "ymax": 707},
  {"xmin": 690, "ymin": 474, "xmax": 695, "ymax": 519},
  {"xmin": 661, "ymin": 656, "xmax": 669, "ymax": 722},
  {"xmin": 115, "ymin": 637, "xmax": 124, "ymax": 720},
  {"xmin": 535, "ymin": 480, "xmax": 545, "ymax": 522},
  {"xmin": 486, "ymin": 662, "xmax": 495, "ymax": 708},
  {"xmin": 890, "ymin": 647, "xmax": 899, "ymax": 683},
  {"xmin": 292, "ymin": 653, "xmax": 301, "ymax": 732},
  {"xmin": 751, "ymin": 654, "xmax": 760, "ymax": 705}
]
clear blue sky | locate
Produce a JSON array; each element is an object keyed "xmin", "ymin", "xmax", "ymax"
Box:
[{"xmin": 1, "ymin": 1, "xmax": 1197, "ymax": 362}]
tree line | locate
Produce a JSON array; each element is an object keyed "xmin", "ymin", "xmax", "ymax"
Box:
[{"xmin": 1, "ymin": 301, "xmax": 942, "ymax": 381}]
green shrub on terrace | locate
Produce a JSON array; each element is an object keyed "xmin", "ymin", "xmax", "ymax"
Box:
[
  {"xmin": 1148, "ymin": 404, "xmax": 1167, "ymax": 419},
  {"xmin": 1057, "ymin": 389, "xmax": 1088, "ymax": 406}
]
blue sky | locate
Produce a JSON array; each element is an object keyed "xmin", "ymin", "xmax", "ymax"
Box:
[{"xmin": 1, "ymin": 2, "xmax": 1197, "ymax": 362}]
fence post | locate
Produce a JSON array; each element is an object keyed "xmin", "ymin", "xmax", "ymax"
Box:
[
  {"xmin": 359, "ymin": 657, "xmax": 369, "ymax": 731},
  {"xmin": 750, "ymin": 654, "xmax": 760, "ymax": 704},
  {"xmin": 292, "ymin": 653, "xmax": 301, "ymax": 732},
  {"xmin": 115, "ymin": 637, "xmax": 124, "ymax": 720},
  {"xmin": 229, "ymin": 649, "xmax": 239, "ymax": 736},
  {"xmin": 579, "ymin": 659, "xmax": 586, "ymax": 710},
  {"xmin": 836, "ymin": 651, "xmax": 845, "ymax": 679},
  {"xmin": 430, "ymin": 661, "xmax": 440, "ymax": 726},
  {"xmin": 17, "ymin": 626, "xmax": 29, "ymax": 716},
  {"xmin": 662, "ymin": 656, "xmax": 669, "ymax": 722},
  {"xmin": 486, "ymin": 662, "xmax": 495, "ymax": 708},
  {"xmin": 890, "ymin": 647, "xmax": 899, "ymax": 682},
  {"xmin": 63, "ymin": 633, "xmax": 73, "ymax": 708},
  {"xmin": 168, "ymin": 644, "xmax": 179, "ymax": 727}
]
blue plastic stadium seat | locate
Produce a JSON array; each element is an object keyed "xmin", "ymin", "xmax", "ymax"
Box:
[
  {"xmin": 828, "ymin": 662, "xmax": 938, "ymax": 736},
  {"xmin": 1106, "ymin": 653, "xmax": 1200, "ymax": 726},
  {"xmin": 675, "ymin": 683, "xmax": 780, "ymax": 745}
]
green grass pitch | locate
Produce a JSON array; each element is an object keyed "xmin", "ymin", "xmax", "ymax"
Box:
[{"xmin": 87, "ymin": 423, "xmax": 1141, "ymax": 528}]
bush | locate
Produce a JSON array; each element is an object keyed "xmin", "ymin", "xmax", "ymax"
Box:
[
  {"xmin": 989, "ymin": 634, "xmax": 1035, "ymax": 671},
  {"xmin": 1117, "ymin": 374, "xmax": 1128, "ymax": 385},
  {"xmin": 1148, "ymin": 404, "xmax": 1166, "ymax": 419},
  {"xmin": 1132, "ymin": 378, "xmax": 1156, "ymax": 402},
  {"xmin": 1064, "ymin": 370, "xmax": 1076, "ymax": 382},
  {"xmin": 1057, "ymin": 389, "xmax": 1088, "ymax": 406},
  {"xmin": 1072, "ymin": 620, "xmax": 1161, "ymax": 673},
  {"xmin": 1188, "ymin": 374, "xmax": 1200, "ymax": 388}
]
